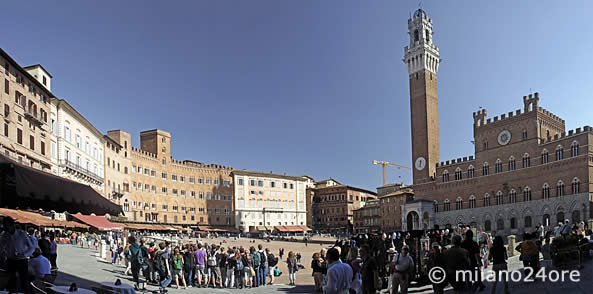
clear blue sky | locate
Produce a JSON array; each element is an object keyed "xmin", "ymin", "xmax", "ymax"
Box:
[{"xmin": 2, "ymin": 1, "xmax": 591, "ymax": 191}]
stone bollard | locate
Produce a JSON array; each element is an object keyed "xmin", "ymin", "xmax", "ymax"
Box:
[
  {"xmin": 100, "ymin": 240, "xmax": 107, "ymax": 259},
  {"xmin": 507, "ymin": 235, "xmax": 516, "ymax": 257}
]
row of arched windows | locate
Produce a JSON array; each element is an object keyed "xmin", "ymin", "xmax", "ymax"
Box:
[
  {"xmin": 435, "ymin": 178, "xmax": 580, "ymax": 212},
  {"xmin": 442, "ymin": 142, "xmax": 580, "ymax": 183}
]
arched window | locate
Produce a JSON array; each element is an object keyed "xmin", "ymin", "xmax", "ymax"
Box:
[
  {"xmin": 522, "ymin": 153, "xmax": 531, "ymax": 168},
  {"xmin": 524, "ymin": 216, "xmax": 532, "ymax": 228},
  {"xmin": 557, "ymin": 211, "xmax": 565, "ymax": 223},
  {"xmin": 495, "ymin": 159, "xmax": 503, "ymax": 174},
  {"xmin": 510, "ymin": 217, "xmax": 517, "ymax": 229},
  {"xmin": 497, "ymin": 219, "xmax": 504, "ymax": 230},
  {"xmin": 496, "ymin": 191, "xmax": 503, "ymax": 205},
  {"xmin": 483, "ymin": 193, "xmax": 490, "ymax": 207},
  {"xmin": 509, "ymin": 189, "xmax": 517, "ymax": 203},
  {"xmin": 442, "ymin": 170, "xmax": 449, "ymax": 183},
  {"xmin": 467, "ymin": 165, "xmax": 475, "ymax": 178},
  {"xmin": 556, "ymin": 180, "xmax": 565, "ymax": 197},
  {"xmin": 572, "ymin": 210, "xmax": 581, "ymax": 223},
  {"xmin": 508, "ymin": 156, "xmax": 516, "ymax": 171},
  {"xmin": 542, "ymin": 183, "xmax": 550, "ymax": 200},
  {"xmin": 556, "ymin": 145, "xmax": 564, "ymax": 160},
  {"xmin": 541, "ymin": 149, "xmax": 549, "ymax": 164},
  {"xmin": 455, "ymin": 167, "xmax": 462, "ymax": 181},
  {"xmin": 571, "ymin": 178, "xmax": 580, "ymax": 194},
  {"xmin": 414, "ymin": 29, "xmax": 419, "ymax": 42},
  {"xmin": 570, "ymin": 141, "xmax": 579, "ymax": 157},
  {"xmin": 425, "ymin": 29, "xmax": 430, "ymax": 42},
  {"xmin": 485, "ymin": 220, "xmax": 492, "ymax": 231},
  {"xmin": 434, "ymin": 200, "xmax": 439, "ymax": 213},
  {"xmin": 523, "ymin": 186, "xmax": 532, "ymax": 201},
  {"xmin": 482, "ymin": 162, "xmax": 489, "ymax": 176},
  {"xmin": 469, "ymin": 195, "xmax": 476, "ymax": 209},
  {"xmin": 444, "ymin": 199, "xmax": 451, "ymax": 211},
  {"xmin": 456, "ymin": 197, "xmax": 463, "ymax": 210},
  {"xmin": 542, "ymin": 214, "xmax": 550, "ymax": 227}
]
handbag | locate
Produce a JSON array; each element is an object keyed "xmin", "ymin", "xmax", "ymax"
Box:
[{"xmin": 250, "ymin": 267, "xmax": 255, "ymax": 277}]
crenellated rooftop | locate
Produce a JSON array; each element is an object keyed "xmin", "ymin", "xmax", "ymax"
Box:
[
  {"xmin": 436, "ymin": 156, "xmax": 475, "ymax": 168},
  {"xmin": 539, "ymin": 126, "xmax": 593, "ymax": 145},
  {"xmin": 473, "ymin": 92, "xmax": 564, "ymax": 128}
]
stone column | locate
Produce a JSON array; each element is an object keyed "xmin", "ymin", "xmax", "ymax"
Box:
[{"xmin": 507, "ymin": 235, "xmax": 516, "ymax": 257}]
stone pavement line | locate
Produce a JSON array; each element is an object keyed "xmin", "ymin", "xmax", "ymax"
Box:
[{"xmin": 56, "ymin": 244, "xmax": 313, "ymax": 294}]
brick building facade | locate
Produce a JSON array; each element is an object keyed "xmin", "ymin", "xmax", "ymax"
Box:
[
  {"xmin": 310, "ymin": 184, "xmax": 376, "ymax": 233},
  {"xmin": 121, "ymin": 129, "xmax": 234, "ymax": 227},
  {"xmin": 402, "ymin": 10, "xmax": 593, "ymax": 234}
]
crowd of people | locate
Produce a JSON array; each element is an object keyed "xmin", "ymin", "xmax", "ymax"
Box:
[
  {"xmin": 308, "ymin": 219, "xmax": 592, "ymax": 294},
  {"xmin": 121, "ymin": 237, "xmax": 294, "ymax": 292}
]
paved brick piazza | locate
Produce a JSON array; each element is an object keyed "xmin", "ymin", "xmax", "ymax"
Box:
[{"xmin": 53, "ymin": 237, "xmax": 592, "ymax": 294}]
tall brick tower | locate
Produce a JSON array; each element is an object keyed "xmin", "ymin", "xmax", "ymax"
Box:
[{"xmin": 405, "ymin": 9, "xmax": 440, "ymax": 184}]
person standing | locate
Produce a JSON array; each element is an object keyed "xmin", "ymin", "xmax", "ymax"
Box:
[
  {"xmin": 0, "ymin": 217, "xmax": 35, "ymax": 293},
  {"xmin": 194, "ymin": 243, "xmax": 207, "ymax": 287},
  {"xmin": 461, "ymin": 230, "xmax": 485, "ymax": 291},
  {"xmin": 171, "ymin": 247, "xmax": 187, "ymax": 289},
  {"xmin": 427, "ymin": 243, "xmax": 445, "ymax": 294},
  {"xmin": 311, "ymin": 252, "xmax": 324, "ymax": 292},
  {"xmin": 225, "ymin": 249, "xmax": 235, "ymax": 288},
  {"xmin": 38, "ymin": 232, "xmax": 51, "ymax": 259},
  {"xmin": 323, "ymin": 247, "xmax": 353, "ymax": 294},
  {"xmin": 111, "ymin": 240, "xmax": 119, "ymax": 265},
  {"xmin": 217, "ymin": 246, "xmax": 227, "ymax": 288},
  {"xmin": 359, "ymin": 245, "xmax": 379, "ymax": 294},
  {"xmin": 233, "ymin": 250, "xmax": 244, "ymax": 289},
  {"xmin": 48, "ymin": 233, "xmax": 58, "ymax": 268},
  {"xmin": 443, "ymin": 235, "xmax": 470, "ymax": 293},
  {"xmin": 182, "ymin": 245, "xmax": 195, "ymax": 287},
  {"xmin": 391, "ymin": 244, "xmax": 414, "ymax": 294},
  {"xmin": 265, "ymin": 248, "xmax": 276, "ymax": 285},
  {"xmin": 129, "ymin": 236, "xmax": 149, "ymax": 290},
  {"xmin": 489, "ymin": 236, "xmax": 509, "ymax": 294},
  {"xmin": 258, "ymin": 244, "xmax": 267, "ymax": 288},
  {"xmin": 155, "ymin": 242, "xmax": 172, "ymax": 293},
  {"xmin": 286, "ymin": 251, "xmax": 298, "ymax": 286}
]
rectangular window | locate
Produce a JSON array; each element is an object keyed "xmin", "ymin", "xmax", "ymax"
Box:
[
  {"xmin": 238, "ymin": 179, "xmax": 243, "ymax": 185},
  {"xmin": 151, "ymin": 170, "xmax": 155, "ymax": 177},
  {"xmin": 40, "ymin": 141, "xmax": 45, "ymax": 155},
  {"xmin": 257, "ymin": 180, "xmax": 263, "ymax": 187},
  {"xmin": 223, "ymin": 180, "xmax": 230, "ymax": 187},
  {"xmin": 190, "ymin": 191, "xmax": 196, "ymax": 198},
  {"xmin": 206, "ymin": 193, "xmax": 212, "ymax": 200},
  {"xmin": 29, "ymin": 136, "xmax": 34, "ymax": 150},
  {"xmin": 4, "ymin": 79, "xmax": 8, "ymax": 95},
  {"xmin": 162, "ymin": 172, "xmax": 167, "ymax": 179},
  {"xmin": 171, "ymin": 174, "xmax": 177, "ymax": 181},
  {"xmin": 189, "ymin": 177, "xmax": 195, "ymax": 183},
  {"xmin": 180, "ymin": 176, "xmax": 185, "ymax": 183},
  {"xmin": 3, "ymin": 123, "xmax": 7, "ymax": 137},
  {"xmin": 162, "ymin": 187, "xmax": 167, "ymax": 195},
  {"xmin": 198, "ymin": 177, "xmax": 203, "ymax": 184},
  {"xmin": 206, "ymin": 178, "xmax": 211, "ymax": 185},
  {"xmin": 17, "ymin": 128, "xmax": 22, "ymax": 144}
]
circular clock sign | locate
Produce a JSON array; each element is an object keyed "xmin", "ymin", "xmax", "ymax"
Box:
[
  {"xmin": 497, "ymin": 130, "xmax": 512, "ymax": 146},
  {"xmin": 415, "ymin": 157, "xmax": 426, "ymax": 171}
]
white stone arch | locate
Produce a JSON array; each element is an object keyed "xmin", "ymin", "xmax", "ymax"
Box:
[
  {"xmin": 455, "ymin": 215, "xmax": 465, "ymax": 225},
  {"xmin": 495, "ymin": 158, "xmax": 502, "ymax": 164},
  {"xmin": 468, "ymin": 165, "xmax": 475, "ymax": 170},
  {"xmin": 483, "ymin": 162, "xmax": 489, "ymax": 167},
  {"xmin": 455, "ymin": 167, "xmax": 462, "ymax": 172},
  {"xmin": 509, "ymin": 155, "xmax": 515, "ymax": 161},
  {"xmin": 541, "ymin": 148, "xmax": 548, "ymax": 154},
  {"xmin": 523, "ymin": 153, "xmax": 530, "ymax": 158},
  {"xmin": 571, "ymin": 140, "xmax": 579, "ymax": 147},
  {"xmin": 556, "ymin": 144, "xmax": 564, "ymax": 151}
]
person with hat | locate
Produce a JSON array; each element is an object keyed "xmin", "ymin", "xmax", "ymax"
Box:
[
  {"xmin": 390, "ymin": 244, "xmax": 414, "ymax": 294},
  {"xmin": 427, "ymin": 242, "xmax": 446, "ymax": 294}
]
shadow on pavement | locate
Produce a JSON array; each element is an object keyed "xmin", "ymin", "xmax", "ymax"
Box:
[{"xmin": 273, "ymin": 284, "xmax": 314, "ymax": 294}]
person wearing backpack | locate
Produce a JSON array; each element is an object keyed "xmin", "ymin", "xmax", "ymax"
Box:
[
  {"xmin": 182, "ymin": 245, "xmax": 195, "ymax": 288},
  {"xmin": 171, "ymin": 247, "xmax": 187, "ymax": 289},
  {"xmin": 217, "ymin": 247, "xmax": 227, "ymax": 288},
  {"xmin": 232, "ymin": 250, "xmax": 244, "ymax": 289},
  {"xmin": 265, "ymin": 248, "xmax": 276, "ymax": 285},
  {"xmin": 129, "ymin": 236, "xmax": 149, "ymax": 290},
  {"xmin": 154, "ymin": 242, "xmax": 172, "ymax": 293},
  {"xmin": 249, "ymin": 247, "xmax": 261, "ymax": 287},
  {"xmin": 207, "ymin": 246, "xmax": 221, "ymax": 288},
  {"xmin": 257, "ymin": 244, "xmax": 267, "ymax": 287},
  {"xmin": 516, "ymin": 232, "xmax": 540, "ymax": 273}
]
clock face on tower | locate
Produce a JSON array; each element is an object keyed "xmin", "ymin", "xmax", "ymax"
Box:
[
  {"xmin": 415, "ymin": 157, "xmax": 426, "ymax": 171},
  {"xmin": 497, "ymin": 130, "xmax": 512, "ymax": 146}
]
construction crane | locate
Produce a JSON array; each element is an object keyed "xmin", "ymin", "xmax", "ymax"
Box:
[{"xmin": 373, "ymin": 160, "xmax": 411, "ymax": 186}]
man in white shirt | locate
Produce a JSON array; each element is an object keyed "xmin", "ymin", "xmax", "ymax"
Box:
[
  {"xmin": 323, "ymin": 247, "xmax": 352, "ymax": 294},
  {"xmin": 28, "ymin": 247, "xmax": 51, "ymax": 281},
  {"xmin": 0, "ymin": 217, "xmax": 35, "ymax": 292},
  {"xmin": 390, "ymin": 245, "xmax": 414, "ymax": 294}
]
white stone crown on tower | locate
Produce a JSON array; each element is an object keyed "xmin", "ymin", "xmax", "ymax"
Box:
[{"xmin": 403, "ymin": 9, "xmax": 440, "ymax": 75}]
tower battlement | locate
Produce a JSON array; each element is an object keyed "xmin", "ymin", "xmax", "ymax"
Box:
[{"xmin": 473, "ymin": 92, "xmax": 564, "ymax": 128}]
